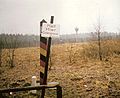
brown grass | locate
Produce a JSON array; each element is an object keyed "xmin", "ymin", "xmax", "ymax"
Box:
[{"xmin": 0, "ymin": 40, "xmax": 120, "ymax": 98}]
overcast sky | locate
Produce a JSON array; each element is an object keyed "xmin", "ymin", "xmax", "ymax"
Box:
[{"xmin": 0, "ymin": 0, "xmax": 120, "ymax": 35}]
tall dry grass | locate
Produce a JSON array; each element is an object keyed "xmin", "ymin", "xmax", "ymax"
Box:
[{"xmin": 81, "ymin": 39, "xmax": 120, "ymax": 60}]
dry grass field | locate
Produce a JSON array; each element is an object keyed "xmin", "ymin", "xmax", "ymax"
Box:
[{"xmin": 0, "ymin": 40, "xmax": 120, "ymax": 98}]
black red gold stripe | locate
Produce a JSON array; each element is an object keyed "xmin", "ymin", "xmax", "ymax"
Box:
[
  {"xmin": 40, "ymin": 72, "xmax": 44, "ymax": 84},
  {"xmin": 40, "ymin": 54, "xmax": 46, "ymax": 63},
  {"xmin": 40, "ymin": 48, "xmax": 47, "ymax": 57},
  {"xmin": 40, "ymin": 37, "xmax": 47, "ymax": 44},
  {"xmin": 40, "ymin": 41, "xmax": 47, "ymax": 50},
  {"xmin": 40, "ymin": 36, "xmax": 48, "ymax": 85},
  {"xmin": 40, "ymin": 60, "xmax": 45, "ymax": 67}
]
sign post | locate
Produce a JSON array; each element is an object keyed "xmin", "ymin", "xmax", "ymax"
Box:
[{"xmin": 40, "ymin": 16, "xmax": 54, "ymax": 98}]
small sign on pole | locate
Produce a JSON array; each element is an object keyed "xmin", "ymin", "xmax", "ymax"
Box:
[{"xmin": 41, "ymin": 23, "xmax": 60, "ymax": 37}]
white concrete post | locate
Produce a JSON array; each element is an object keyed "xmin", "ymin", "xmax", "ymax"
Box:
[{"xmin": 31, "ymin": 76, "xmax": 37, "ymax": 94}]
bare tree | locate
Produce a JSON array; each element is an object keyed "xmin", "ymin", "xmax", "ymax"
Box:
[
  {"xmin": 0, "ymin": 36, "xmax": 4, "ymax": 67},
  {"xmin": 10, "ymin": 35, "xmax": 20, "ymax": 67},
  {"xmin": 4, "ymin": 34, "xmax": 20, "ymax": 67},
  {"xmin": 117, "ymin": 27, "xmax": 120, "ymax": 39},
  {"xmin": 0, "ymin": 34, "xmax": 6, "ymax": 67},
  {"xmin": 75, "ymin": 27, "xmax": 79, "ymax": 43},
  {"xmin": 93, "ymin": 16, "xmax": 103, "ymax": 61}
]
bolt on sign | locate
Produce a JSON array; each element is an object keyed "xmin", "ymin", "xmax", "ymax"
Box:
[{"xmin": 42, "ymin": 23, "xmax": 60, "ymax": 37}]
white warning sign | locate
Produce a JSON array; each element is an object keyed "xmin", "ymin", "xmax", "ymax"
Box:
[{"xmin": 42, "ymin": 23, "xmax": 60, "ymax": 37}]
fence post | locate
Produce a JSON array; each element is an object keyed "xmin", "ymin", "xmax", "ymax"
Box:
[{"xmin": 57, "ymin": 86, "xmax": 62, "ymax": 98}]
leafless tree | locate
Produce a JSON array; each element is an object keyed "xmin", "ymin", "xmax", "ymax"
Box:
[
  {"xmin": 93, "ymin": 16, "xmax": 103, "ymax": 61},
  {"xmin": 5, "ymin": 34, "xmax": 20, "ymax": 67},
  {"xmin": 75, "ymin": 27, "xmax": 79, "ymax": 43},
  {"xmin": 0, "ymin": 37, "xmax": 4, "ymax": 67},
  {"xmin": 0, "ymin": 34, "xmax": 6, "ymax": 67},
  {"xmin": 117, "ymin": 27, "xmax": 120, "ymax": 38}
]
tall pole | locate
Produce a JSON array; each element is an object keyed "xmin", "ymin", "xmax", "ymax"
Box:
[
  {"xmin": 43, "ymin": 16, "xmax": 54, "ymax": 84},
  {"xmin": 40, "ymin": 16, "xmax": 54, "ymax": 98}
]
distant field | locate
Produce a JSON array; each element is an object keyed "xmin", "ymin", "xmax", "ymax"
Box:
[{"xmin": 0, "ymin": 41, "xmax": 120, "ymax": 98}]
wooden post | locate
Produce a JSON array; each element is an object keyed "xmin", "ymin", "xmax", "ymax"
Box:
[
  {"xmin": 40, "ymin": 19, "xmax": 47, "ymax": 98},
  {"xmin": 40, "ymin": 16, "xmax": 54, "ymax": 98},
  {"xmin": 57, "ymin": 86, "xmax": 62, "ymax": 98},
  {"xmin": 44, "ymin": 16, "xmax": 54, "ymax": 84}
]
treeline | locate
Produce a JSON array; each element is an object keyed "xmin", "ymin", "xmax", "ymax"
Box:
[
  {"xmin": 0, "ymin": 34, "xmax": 40, "ymax": 49},
  {"xmin": 0, "ymin": 32, "xmax": 120, "ymax": 49},
  {"xmin": 52, "ymin": 32, "xmax": 120, "ymax": 44},
  {"xmin": 0, "ymin": 34, "xmax": 39, "ymax": 67}
]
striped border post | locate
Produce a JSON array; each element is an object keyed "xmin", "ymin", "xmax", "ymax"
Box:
[
  {"xmin": 40, "ymin": 19, "xmax": 47, "ymax": 85},
  {"xmin": 40, "ymin": 36, "xmax": 47, "ymax": 85},
  {"xmin": 40, "ymin": 16, "xmax": 54, "ymax": 98}
]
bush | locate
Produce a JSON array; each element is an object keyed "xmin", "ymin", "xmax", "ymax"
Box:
[{"xmin": 82, "ymin": 39, "xmax": 120, "ymax": 60}]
